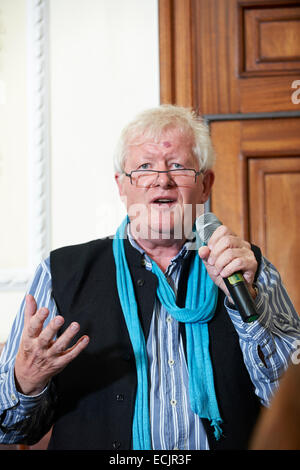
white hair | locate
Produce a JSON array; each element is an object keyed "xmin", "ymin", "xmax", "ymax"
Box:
[{"xmin": 113, "ymin": 104, "xmax": 216, "ymax": 173}]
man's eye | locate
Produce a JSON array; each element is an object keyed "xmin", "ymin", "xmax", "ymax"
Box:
[
  {"xmin": 139, "ymin": 163, "xmax": 150, "ymax": 170},
  {"xmin": 173, "ymin": 163, "xmax": 184, "ymax": 169}
]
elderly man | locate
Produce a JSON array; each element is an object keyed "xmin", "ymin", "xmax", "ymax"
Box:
[{"xmin": 0, "ymin": 105, "xmax": 299, "ymax": 450}]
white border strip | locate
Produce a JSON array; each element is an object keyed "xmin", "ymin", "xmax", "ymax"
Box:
[{"xmin": 0, "ymin": 0, "xmax": 50, "ymax": 291}]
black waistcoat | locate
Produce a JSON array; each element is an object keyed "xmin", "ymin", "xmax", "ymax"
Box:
[{"xmin": 48, "ymin": 237, "xmax": 261, "ymax": 450}]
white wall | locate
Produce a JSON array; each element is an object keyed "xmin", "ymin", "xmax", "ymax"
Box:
[{"xmin": 0, "ymin": 0, "xmax": 159, "ymax": 342}]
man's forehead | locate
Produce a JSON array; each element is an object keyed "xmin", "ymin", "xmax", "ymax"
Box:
[{"xmin": 127, "ymin": 130, "xmax": 192, "ymax": 152}]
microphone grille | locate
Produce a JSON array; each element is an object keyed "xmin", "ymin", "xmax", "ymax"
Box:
[{"xmin": 196, "ymin": 212, "xmax": 222, "ymax": 244}]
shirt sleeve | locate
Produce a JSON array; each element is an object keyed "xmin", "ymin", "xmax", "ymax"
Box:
[
  {"xmin": 225, "ymin": 256, "xmax": 300, "ymax": 407},
  {"xmin": 0, "ymin": 258, "xmax": 58, "ymax": 444}
]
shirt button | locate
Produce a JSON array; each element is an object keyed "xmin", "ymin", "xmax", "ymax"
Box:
[
  {"xmin": 168, "ymin": 359, "xmax": 175, "ymax": 366},
  {"xmin": 170, "ymin": 399, "xmax": 177, "ymax": 406},
  {"xmin": 166, "ymin": 315, "xmax": 172, "ymax": 323},
  {"xmin": 137, "ymin": 279, "xmax": 145, "ymax": 287},
  {"xmin": 112, "ymin": 440, "xmax": 121, "ymax": 449},
  {"xmin": 11, "ymin": 393, "xmax": 17, "ymax": 402}
]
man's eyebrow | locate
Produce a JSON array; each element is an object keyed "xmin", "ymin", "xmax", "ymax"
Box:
[{"xmin": 136, "ymin": 154, "xmax": 157, "ymax": 160}]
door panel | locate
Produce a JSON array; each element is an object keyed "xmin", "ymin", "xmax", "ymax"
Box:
[
  {"xmin": 249, "ymin": 158, "xmax": 300, "ymax": 310},
  {"xmin": 243, "ymin": 6, "xmax": 300, "ymax": 75},
  {"xmin": 160, "ymin": 0, "xmax": 300, "ymax": 112},
  {"xmin": 192, "ymin": 0, "xmax": 300, "ymax": 114},
  {"xmin": 210, "ymin": 118, "xmax": 300, "ymax": 313}
]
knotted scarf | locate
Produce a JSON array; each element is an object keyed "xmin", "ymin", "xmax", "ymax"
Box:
[{"xmin": 112, "ymin": 216, "xmax": 222, "ymax": 449}]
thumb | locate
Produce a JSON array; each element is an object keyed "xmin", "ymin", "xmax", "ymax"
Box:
[
  {"xmin": 198, "ymin": 245, "xmax": 210, "ymax": 261},
  {"xmin": 24, "ymin": 294, "xmax": 37, "ymax": 324}
]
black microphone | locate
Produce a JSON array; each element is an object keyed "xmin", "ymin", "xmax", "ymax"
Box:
[{"xmin": 196, "ymin": 212, "xmax": 259, "ymax": 323}]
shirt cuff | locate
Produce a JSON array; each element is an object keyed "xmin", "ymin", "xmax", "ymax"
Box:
[
  {"xmin": 0, "ymin": 367, "xmax": 50, "ymax": 431},
  {"xmin": 224, "ymin": 289, "xmax": 283, "ymax": 378},
  {"xmin": 0, "ymin": 362, "xmax": 49, "ymax": 412},
  {"xmin": 224, "ymin": 288, "xmax": 271, "ymax": 341}
]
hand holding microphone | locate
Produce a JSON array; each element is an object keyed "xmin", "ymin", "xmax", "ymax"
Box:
[{"xmin": 196, "ymin": 213, "xmax": 259, "ymax": 323}]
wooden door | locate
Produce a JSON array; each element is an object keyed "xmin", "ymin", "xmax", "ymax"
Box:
[
  {"xmin": 211, "ymin": 118, "xmax": 300, "ymax": 311},
  {"xmin": 159, "ymin": 0, "xmax": 300, "ymax": 313}
]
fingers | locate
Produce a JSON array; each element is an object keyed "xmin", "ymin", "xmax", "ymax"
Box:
[
  {"xmin": 23, "ymin": 294, "xmax": 89, "ymax": 355},
  {"xmin": 198, "ymin": 225, "xmax": 257, "ymax": 284},
  {"xmin": 47, "ymin": 321, "xmax": 80, "ymax": 354},
  {"xmin": 37, "ymin": 315, "xmax": 65, "ymax": 348},
  {"xmin": 208, "ymin": 247, "xmax": 254, "ymax": 277},
  {"xmin": 198, "ymin": 245, "xmax": 210, "ymax": 260},
  {"xmin": 36, "ymin": 314, "xmax": 90, "ymax": 362},
  {"xmin": 207, "ymin": 225, "xmax": 250, "ymax": 260},
  {"xmin": 24, "ymin": 294, "xmax": 37, "ymax": 316},
  {"xmin": 16, "ymin": 295, "xmax": 90, "ymax": 395},
  {"xmin": 54, "ymin": 335, "xmax": 90, "ymax": 368},
  {"xmin": 24, "ymin": 294, "xmax": 37, "ymax": 325},
  {"xmin": 208, "ymin": 224, "xmax": 236, "ymax": 247},
  {"xmin": 37, "ymin": 316, "xmax": 89, "ymax": 356},
  {"xmin": 25, "ymin": 295, "xmax": 50, "ymax": 339}
]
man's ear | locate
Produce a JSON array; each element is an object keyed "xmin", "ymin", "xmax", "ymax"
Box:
[
  {"xmin": 201, "ymin": 170, "xmax": 215, "ymax": 203},
  {"xmin": 115, "ymin": 173, "xmax": 124, "ymax": 197}
]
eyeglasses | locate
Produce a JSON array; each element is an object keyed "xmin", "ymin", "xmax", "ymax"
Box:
[{"xmin": 124, "ymin": 169, "xmax": 203, "ymax": 188}]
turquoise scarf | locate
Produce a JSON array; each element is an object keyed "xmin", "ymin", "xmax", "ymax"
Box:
[{"xmin": 112, "ymin": 217, "xmax": 222, "ymax": 450}]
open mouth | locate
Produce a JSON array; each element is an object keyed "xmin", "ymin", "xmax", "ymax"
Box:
[{"xmin": 150, "ymin": 198, "xmax": 177, "ymax": 208}]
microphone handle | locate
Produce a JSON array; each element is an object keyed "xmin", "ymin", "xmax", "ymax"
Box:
[{"xmin": 223, "ymin": 273, "xmax": 259, "ymax": 323}]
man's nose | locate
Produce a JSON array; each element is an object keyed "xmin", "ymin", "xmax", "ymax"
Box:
[{"xmin": 156, "ymin": 170, "xmax": 175, "ymax": 187}]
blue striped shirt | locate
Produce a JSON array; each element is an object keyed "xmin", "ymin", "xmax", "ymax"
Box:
[{"xmin": 0, "ymin": 237, "xmax": 300, "ymax": 448}]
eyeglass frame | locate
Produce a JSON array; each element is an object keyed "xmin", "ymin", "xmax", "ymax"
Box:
[{"xmin": 123, "ymin": 168, "xmax": 203, "ymax": 186}]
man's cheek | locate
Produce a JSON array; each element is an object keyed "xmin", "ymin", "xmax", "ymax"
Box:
[{"xmin": 128, "ymin": 203, "xmax": 150, "ymax": 238}]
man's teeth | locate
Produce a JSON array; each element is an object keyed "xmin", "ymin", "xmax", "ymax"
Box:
[{"xmin": 155, "ymin": 199, "xmax": 174, "ymax": 203}]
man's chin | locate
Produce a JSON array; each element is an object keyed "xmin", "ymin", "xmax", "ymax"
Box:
[
  {"xmin": 128, "ymin": 205, "xmax": 195, "ymax": 242},
  {"xmin": 145, "ymin": 223, "xmax": 185, "ymax": 241}
]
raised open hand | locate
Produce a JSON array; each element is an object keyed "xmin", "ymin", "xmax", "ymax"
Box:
[{"xmin": 14, "ymin": 294, "xmax": 89, "ymax": 396}]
